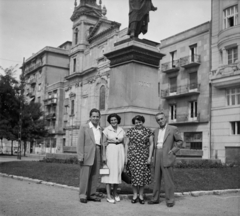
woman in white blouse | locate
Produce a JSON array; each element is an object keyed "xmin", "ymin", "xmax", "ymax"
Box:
[{"xmin": 102, "ymin": 113, "xmax": 125, "ymax": 204}]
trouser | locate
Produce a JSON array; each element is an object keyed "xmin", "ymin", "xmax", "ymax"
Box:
[
  {"xmin": 79, "ymin": 146, "xmax": 101, "ymax": 199},
  {"xmin": 152, "ymin": 148, "xmax": 175, "ymax": 204}
]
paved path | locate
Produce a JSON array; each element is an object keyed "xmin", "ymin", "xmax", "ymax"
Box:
[{"xmin": 0, "ymin": 176, "xmax": 239, "ymax": 216}]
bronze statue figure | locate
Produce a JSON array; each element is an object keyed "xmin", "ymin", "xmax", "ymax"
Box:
[{"xmin": 128, "ymin": 0, "xmax": 157, "ymax": 38}]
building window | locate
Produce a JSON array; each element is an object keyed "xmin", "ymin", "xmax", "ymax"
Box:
[
  {"xmin": 63, "ymin": 138, "xmax": 66, "ymax": 147},
  {"xmin": 99, "ymin": 85, "xmax": 105, "ymax": 110},
  {"xmin": 226, "ymin": 87, "xmax": 240, "ymax": 106},
  {"xmin": 169, "ymin": 77, "xmax": 177, "ymax": 93},
  {"xmin": 189, "ymin": 44, "xmax": 197, "ymax": 62},
  {"xmin": 230, "ymin": 121, "xmax": 240, "ymax": 135},
  {"xmin": 170, "ymin": 50, "xmax": 177, "ymax": 68},
  {"xmin": 74, "ymin": 28, "xmax": 78, "ymax": 45},
  {"xmin": 38, "ymin": 83, "xmax": 41, "ymax": 91},
  {"xmin": 73, "ymin": 58, "xmax": 76, "ymax": 72},
  {"xmin": 169, "ymin": 104, "xmax": 177, "ymax": 121},
  {"xmin": 189, "ymin": 72, "xmax": 198, "ymax": 89},
  {"xmin": 71, "ymin": 100, "xmax": 75, "ymax": 116},
  {"xmin": 184, "ymin": 132, "xmax": 202, "ymax": 150},
  {"xmin": 223, "ymin": 5, "xmax": 238, "ymax": 29},
  {"xmin": 53, "ymin": 90, "xmax": 57, "ymax": 98},
  {"xmin": 189, "ymin": 101, "xmax": 198, "ymax": 119},
  {"xmin": 158, "ymin": 82, "xmax": 160, "ymax": 97},
  {"xmin": 227, "ymin": 47, "xmax": 238, "ymax": 64},
  {"xmin": 48, "ymin": 93, "xmax": 52, "ymax": 99}
]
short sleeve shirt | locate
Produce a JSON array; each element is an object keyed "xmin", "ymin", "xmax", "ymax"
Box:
[{"xmin": 103, "ymin": 125, "xmax": 125, "ymax": 143}]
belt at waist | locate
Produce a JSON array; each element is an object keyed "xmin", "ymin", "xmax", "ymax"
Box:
[
  {"xmin": 95, "ymin": 144, "xmax": 101, "ymax": 148},
  {"xmin": 108, "ymin": 142, "xmax": 123, "ymax": 145}
]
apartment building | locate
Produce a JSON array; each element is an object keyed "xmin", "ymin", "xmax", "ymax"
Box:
[
  {"xmin": 159, "ymin": 22, "xmax": 211, "ymax": 159},
  {"xmin": 210, "ymin": 0, "xmax": 240, "ymax": 163},
  {"xmin": 23, "ymin": 41, "xmax": 71, "ymax": 153}
]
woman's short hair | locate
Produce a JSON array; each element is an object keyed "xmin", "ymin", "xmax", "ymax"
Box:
[
  {"xmin": 107, "ymin": 113, "xmax": 121, "ymax": 124},
  {"xmin": 132, "ymin": 115, "xmax": 145, "ymax": 124}
]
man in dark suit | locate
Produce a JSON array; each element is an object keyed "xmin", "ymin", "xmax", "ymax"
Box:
[
  {"xmin": 148, "ymin": 112, "xmax": 183, "ymax": 207},
  {"xmin": 77, "ymin": 108, "xmax": 105, "ymax": 203}
]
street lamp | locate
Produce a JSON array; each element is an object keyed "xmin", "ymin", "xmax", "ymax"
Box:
[{"xmin": 17, "ymin": 58, "xmax": 25, "ymax": 160}]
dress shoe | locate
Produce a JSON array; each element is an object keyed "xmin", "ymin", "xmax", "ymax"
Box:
[
  {"xmin": 131, "ymin": 197, "xmax": 138, "ymax": 204},
  {"xmin": 139, "ymin": 198, "xmax": 145, "ymax": 204},
  {"xmin": 88, "ymin": 197, "xmax": 101, "ymax": 202},
  {"xmin": 167, "ymin": 203, "xmax": 174, "ymax": 207},
  {"xmin": 80, "ymin": 198, "xmax": 87, "ymax": 204},
  {"xmin": 148, "ymin": 200, "xmax": 160, "ymax": 204},
  {"xmin": 114, "ymin": 196, "xmax": 120, "ymax": 202},
  {"xmin": 106, "ymin": 198, "xmax": 116, "ymax": 204}
]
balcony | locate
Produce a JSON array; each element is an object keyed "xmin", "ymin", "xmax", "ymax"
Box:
[
  {"xmin": 161, "ymin": 83, "xmax": 200, "ymax": 99},
  {"xmin": 169, "ymin": 113, "xmax": 200, "ymax": 125},
  {"xmin": 210, "ymin": 62, "xmax": 240, "ymax": 89},
  {"xmin": 48, "ymin": 128, "xmax": 56, "ymax": 134},
  {"xmin": 44, "ymin": 97, "xmax": 58, "ymax": 105},
  {"xmin": 45, "ymin": 113, "xmax": 56, "ymax": 120},
  {"xmin": 29, "ymin": 77, "xmax": 37, "ymax": 85},
  {"xmin": 180, "ymin": 54, "xmax": 201, "ymax": 68},
  {"xmin": 27, "ymin": 91, "xmax": 35, "ymax": 98},
  {"xmin": 25, "ymin": 62, "xmax": 43, "ymax": 74},
  {"xmin": 161, "ymin": 60, "xmax": 180, "ymax": 73}
]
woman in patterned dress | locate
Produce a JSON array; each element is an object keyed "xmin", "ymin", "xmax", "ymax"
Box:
[
  {"xmin": 125, "ymin": 115, "xmax": 154, "ymax": 204},
  {"xmin": 101, "ymin": 113, "xmax": 125, "ymax": 204}
]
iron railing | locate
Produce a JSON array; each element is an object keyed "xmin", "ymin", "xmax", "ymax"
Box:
[
  {"xmin": 161, "ymin": 83, "xmax": 200, "ymax": 98},
  {"xmin": 161, "ymin": 60, "xmax": 180, "ymax": 72},
  {"xmin": 169, "ymin": 113, "xmax": 200, "ymax": 124},
  {"xmin": 179, "ymin": 54, "xmax": 201, "ymax": 67}
]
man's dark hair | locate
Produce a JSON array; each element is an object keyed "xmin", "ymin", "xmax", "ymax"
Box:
[
  {"xmin": 89, "ymin": 108, "xmax": 101, "ymax": 117},
  {"xmin": 107, "ymin": 113, "xmax": 121, "ymax": 124},
  {"xmin": 132, "ymin": 115, "xmax": 145, "ymax": 124}
]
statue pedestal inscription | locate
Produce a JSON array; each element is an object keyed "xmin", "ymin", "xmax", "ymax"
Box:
[{"xmin": 104, "ymin": 38, "xmax": 165, "ymax": 128}]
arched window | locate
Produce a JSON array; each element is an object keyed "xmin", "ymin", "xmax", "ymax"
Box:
[
  {"xmin": 99, "ymin": 85, "xmax": 105, "ymax": 110},
  {"xmin": 74, "ymin": 28, "xmax": 78, "ymax": 45}
]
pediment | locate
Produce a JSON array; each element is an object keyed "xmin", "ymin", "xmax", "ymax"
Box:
[{"xmin": 88, "ymin": 20, "xmax": 121, "ymax": 42}]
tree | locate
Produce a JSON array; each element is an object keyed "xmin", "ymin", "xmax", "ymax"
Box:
[
  {"xmin": 0, "ymin": 65, "xmax": 48, "ymax": 156},
  {"xmin": 0, "ymin": 65, "xmax": 19, "ymax": 154}
]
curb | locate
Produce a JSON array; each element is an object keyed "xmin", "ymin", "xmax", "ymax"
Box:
[{"xmin": 1, "ymin": 172, "xmax": 239, "ymax": 199}]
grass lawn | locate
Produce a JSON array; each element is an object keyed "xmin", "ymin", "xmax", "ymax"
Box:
[{"xmin": 0, "ymin": 161, "xmax": 239, "ymax": 194}]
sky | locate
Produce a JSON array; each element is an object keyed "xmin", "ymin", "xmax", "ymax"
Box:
[{"xmin": 0, "ymin": 0, "xmax": 211, "ymax": 78}]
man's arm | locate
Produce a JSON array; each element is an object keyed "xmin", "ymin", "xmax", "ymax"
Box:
[
  {"xmin": 171, "ymin": 127, "xmax": 183, "ymax": 155},
  {"xmin": 77, "ymin": 125, "xmax": 85, "ymax": 162}
]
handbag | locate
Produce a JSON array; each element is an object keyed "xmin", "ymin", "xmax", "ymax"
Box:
[
  {"xmin": 121, "ymin": 171, "xmax": 131, "ymax": 184},
  {"xmin": 99, "ymin": 164, "xmax": 110, "ymax": 175}
]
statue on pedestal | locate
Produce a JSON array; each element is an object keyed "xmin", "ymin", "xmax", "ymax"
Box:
[{"xmin": 127, "ymin": 0, "xmax": 157, "ymax": 38}]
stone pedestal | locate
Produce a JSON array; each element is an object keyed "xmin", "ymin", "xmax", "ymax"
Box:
[{"xmin": 103, "ymin": 38, "xmax": 165, "ymax": 128}]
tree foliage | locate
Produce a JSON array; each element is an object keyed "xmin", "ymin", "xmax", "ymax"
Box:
[{"xmin": 0, "ymin": 65, "xmax": 48, "ymax": 154}]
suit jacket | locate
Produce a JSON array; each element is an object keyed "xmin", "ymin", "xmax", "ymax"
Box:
[
  {"xmin": 77, "ymin": 123, "xmax": 103, "ymax": 166},
  {"xmin": 153, "ymin": 124, "xmax": 183, "ymax": 168}
]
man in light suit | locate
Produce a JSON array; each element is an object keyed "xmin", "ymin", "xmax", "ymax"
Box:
[
  {"xmin": 148, "ymin": 112, "xmax": 183, "ymax": 207},
  {"xmin": 77, "ymin": 108, "xmax": 105, "ymax": 203}
]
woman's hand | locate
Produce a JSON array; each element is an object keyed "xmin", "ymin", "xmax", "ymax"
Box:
[
  {"xmin": 147, "ymin": 157, "xmax": 151, "ymax": 165},
  {"xmin": 102, "ymin": 157, "xmax": 107, "ymax": 164}
]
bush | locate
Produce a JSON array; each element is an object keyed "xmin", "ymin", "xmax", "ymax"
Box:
[{"xmin": 175, "ymin": 159, "xmax": 224, "ymax": 169}]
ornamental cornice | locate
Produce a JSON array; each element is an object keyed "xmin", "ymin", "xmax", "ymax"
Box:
[{"xmin": 104, "ymin": 43, "xmax": 165, "ymax": 68}]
